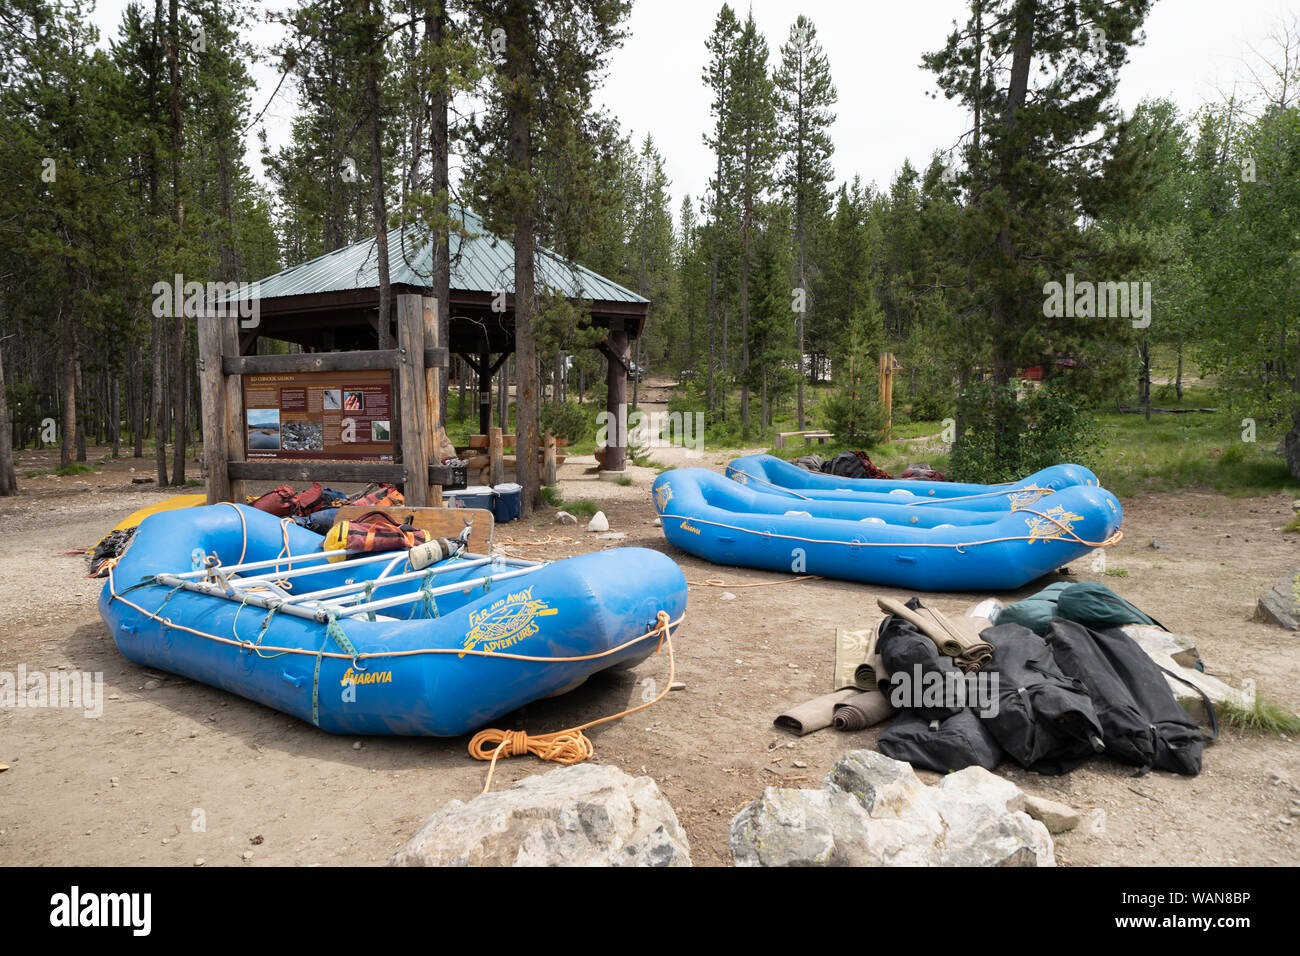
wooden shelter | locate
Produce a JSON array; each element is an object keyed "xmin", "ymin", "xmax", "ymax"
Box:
[{"xmin": 226, "ymin": 207, "xmax": 649, "ymax": 472}]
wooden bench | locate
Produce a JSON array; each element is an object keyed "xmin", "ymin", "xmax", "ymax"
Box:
[
  {"xmin": 775, "ymin": 430, "xmax": 835, "ymax": 450},
  {"xmin": 455, "ymin": 430, "xmax": 568, "ymax": 485}
]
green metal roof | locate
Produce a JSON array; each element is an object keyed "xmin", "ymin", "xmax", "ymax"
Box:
[{"xmin": 242, "ymin": 207, "xmax": 647, "ymax": 305}]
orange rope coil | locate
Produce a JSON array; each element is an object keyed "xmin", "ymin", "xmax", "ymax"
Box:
[{"xmin": 468, "ymin": 610, "xmax": 676, "ymax": 793}]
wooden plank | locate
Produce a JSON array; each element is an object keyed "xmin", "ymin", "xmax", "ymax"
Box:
[
  {"xmin": 334, "ymin": 505, "xmax": 494, "ymax": 555},
  {"xmin": 421, "ymin": 346, "xmax": 449, "ymax": 369},
  {"xmin": 229, "ymin": 461, "xmax": 403, "ymax": 483},
  {"xmin": 489, "ymin": 426, "xmax": 504, "ymax": 486},
  {"xmin": 468, "ymin": 433, "xmax": 516, "ymax": 449},
  {"xmin": 197, "ymin": 314, "xmax": 231, "ymax": 504},
  {"xmin": 397, "ymin": 295, "xmax": 430, "ymax": 507},
  {"xmin": 220, "ymin": 315, "xmax": 247, "ymax": 503},
  {"xmin": 222, "ymin": 350, "xmax": 400, "ymax": 376}
]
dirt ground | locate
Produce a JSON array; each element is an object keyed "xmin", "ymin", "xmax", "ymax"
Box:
[{"xmin": 1, "ymin": 397, "xmax": 1298, "ymax": 866}]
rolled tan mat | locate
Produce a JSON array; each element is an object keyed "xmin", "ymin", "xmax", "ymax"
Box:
[
  {"xmin": 834, "ymin": 626, "xmax": 877, "ymax": 690},
  {"xmin": 854, "ymin": 652, "xmax": 888, "ymax": 691},
  {"xmin": 832, "ymin": 691, "xmax": 895, "ymax": 731},
  {"xmin": 878, "ymin": 596, "xmax": 994, "ymax": 674},
  {"xmin": 775, "ymin": 688, "xmax": 860, "ymax": 736}
]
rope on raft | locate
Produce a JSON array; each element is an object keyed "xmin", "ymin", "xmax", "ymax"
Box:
[
  {"xmin": 661, "ymin": 507, "xmax": 1123, "ymax": 552},
  {"xmin": 687, "ymin": 574, "xmax": 822, "ymax": 588},
  {"xmin": 724, "ymin": 464, "xmax": 1053, "ymax": 506}
]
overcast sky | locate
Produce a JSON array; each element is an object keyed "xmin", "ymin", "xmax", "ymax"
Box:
[{"xmin": 88, "ymin": 0, "xmax": 1298, "ymax": 220}]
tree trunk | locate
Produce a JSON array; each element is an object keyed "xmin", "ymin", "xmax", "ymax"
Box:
[
  {"xmin": 365, "ymin": 0, "xmax": 392, "ymax": 351},
  {"xmin": 153, "ymin": 308, "xmax": 168, "ymax": 484},
  {"xmin": 427, "ymin": 1, "xmax": 451, "ymax": 426},
  {"xmin": 60, "ymin": 303, "xmax": 77, "ymax": 470},
  {"xmin": 75, "ymin": 360, "xmax": 87, "ymax": 461},
  {"xmin": 0, "ymin": 344, "xmax": 16, "ymax": 495},
  {"xmin": 707, "ymin": 257, "xmax": 717, "ymax": 414},
  {"xmin": 505, "ymin": 0, "xmax": 540, "ymax": 514},
  {"xmin": 169, "ymin": 0, "xmax": 186, "ymax": 486}
]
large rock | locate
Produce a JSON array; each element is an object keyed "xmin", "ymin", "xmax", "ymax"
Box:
[
  {"xmin": 1122, "ymin": 624, "xmax": 1201, "ymax": 669},
  {"xmin": 1257, "ymin": 570, "xmax": 1300, "ymax": 631},
  {"xmin": 391, "ymin": 764, "xmax": 690, "ymax": 867},
  {"xmin": 1023, "ymin": 794, "xmax": 1082, "ymax": 833},
  {"xmin": 731, "ymin": 751, "xmax": 1053, "ymax": 867},
  {"xmin": 1126, "ymin": 626, "xmax": 1254, "ymax": 721}
]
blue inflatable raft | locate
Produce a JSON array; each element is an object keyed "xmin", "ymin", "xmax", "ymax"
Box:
[
  {"xmin": 653, "ymin": 468, "xmax": 1122, "ymax": 591},
  {"xmin": 99, "ymin": 504, "xmax": 687, "ymax": 736},
  {"xmin": 726, "ymin": 454, "xmax": 1100, "ymax": 510}
]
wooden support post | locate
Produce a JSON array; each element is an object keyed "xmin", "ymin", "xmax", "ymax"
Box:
[
  {"xmin": 397, "ymin": 295, "xmax": 431, "ymax": 506},
  {"xmin": 544, "ymin": 430, "xmax": 557, "ymax": 486},
  {"xmin": 198, "ymin": 312, "xmax": 231, "ymax": 504},
  {"xmin": 422, "ymin": 296, "xmax": 443, "ymax": 503},
  {"xmin": 478, "ymin": 345, "xmax": 491, "ymax": 436},
  {"xmin": 604, "ymin": 327, "xmax": 629, "ymax": 472},
  {"xmin": 221, "ymin": 315, "xmax": 247, "ymax": 503},
  {"xmin": 489, "ymin": 426, "xmax": 504, "ymax": 486},
  {"xmin": 879, "ymin": 352, "xmax": 896, "ymax": 441}
]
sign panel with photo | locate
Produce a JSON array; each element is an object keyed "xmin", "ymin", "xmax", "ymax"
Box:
[{"xmin": 242, "ymin": 369, "xmax": 395, "ymax": 461}]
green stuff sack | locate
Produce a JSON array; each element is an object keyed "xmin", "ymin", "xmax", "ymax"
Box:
[
  {"xmin": 999, "ymin": 581, "xmax": 1162, "ymax": 636},
  {"xmin": 1056, "ymin": 582, "xmax": 1161, "ymax": 631},
  {"xmin": 996, "ymin": 581, "xmax": 1073, "ymax": 635}
]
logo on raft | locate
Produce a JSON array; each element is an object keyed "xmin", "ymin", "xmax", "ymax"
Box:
[
  {"xmin": 1024, "ymin": 506, "xmax": 1084, "ymax": 543},
  {"xmin": 462, "ymin": 586, "xmax": 558, "ymax": 655},
  {"xmin": 1007, "ymin": 486, "xmax": 1050, "ymax": 509},
  {"xmin": 654, "ymin": 483, "xmax": 673, "ymax": 512},
  {"xmin": 677, "ymin": 520, "xmax": 701, "ymax": 535},
  {"xmin": 340, "ymin": 668, "xmax": 393, "ymax": 687}
]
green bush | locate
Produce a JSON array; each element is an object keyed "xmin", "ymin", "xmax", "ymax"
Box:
[
  {"xmin": 540, "ymin": 400, "xmax": 592, "ymax": 444},
  {"xmin": 949, "ymin": 379, "xmax": 1102, "ymax": 483}
]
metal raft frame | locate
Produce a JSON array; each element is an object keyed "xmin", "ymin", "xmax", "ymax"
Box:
[{"xmin": 155, "ymin": 548, "xmax": 547, "ymax": 624}]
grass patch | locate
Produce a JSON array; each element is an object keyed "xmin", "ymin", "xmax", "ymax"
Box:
[
  {"xmin": 1284, "ymin": 516, "xmax": 1300, "ymax": 534},
  {"xmin": 539, "ymin": 486, "xmax": 600, "ymax": 518},
  {"xmin": 32, "ymin": 463, "xmax": 101, "ymax": 477},
  {"xmin": 616, "ymin": 476, "xmax": 632, "ymax": 487},
  {"xmin": 1218, "ymin": 693, "xmax": 1300, "ymax": 736},
  {"xmin": 557, "ymin": 497, "xmax": 600, "ymax": 518}
]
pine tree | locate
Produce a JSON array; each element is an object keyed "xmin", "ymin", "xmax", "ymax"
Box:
[
  {"xmin": 728, "ymin": 11, "xmax": 777, "ymax": 435},
  {"xmin": 924, "ymin": 0, "xmax": 1156, "ymax": 480},
  {"xmin": 774, "ymin": 14, "xmax": 836, "ymax": 429}
]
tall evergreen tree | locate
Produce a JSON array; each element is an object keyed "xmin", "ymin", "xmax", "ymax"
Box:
[{"xmin": 774, "ymin": 14, "xmax": 836, "ymax": 428}]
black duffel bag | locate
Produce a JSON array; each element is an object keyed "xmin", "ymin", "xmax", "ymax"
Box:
[
  {"xmin": 979, "ymin": 623, "xmax": 1106, "ymax": 775},
  {"xmin": 1046, "ymin": 619, "xmax": 1212, "ymax": 775}
]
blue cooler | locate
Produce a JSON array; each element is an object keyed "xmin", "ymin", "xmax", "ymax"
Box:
[
  {"xmin": 492, "ymin": 483, "xmax": 522, "ymax": 523},
  {"xmin": 443, "ymin": 485, "xmax": 494, "ymax": 510}
]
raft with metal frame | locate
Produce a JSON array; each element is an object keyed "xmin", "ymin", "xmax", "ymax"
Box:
[
  {"xmin": 725, "ymin": 454, "xmax": 1100, "ymax": 510},
  {"xmin": 99, "ymin": 504, "xmax": 687, "ymax": 736},
  {"xmin": 653, "ymin": 467, "xmax": 1122, "ymax": 592}
]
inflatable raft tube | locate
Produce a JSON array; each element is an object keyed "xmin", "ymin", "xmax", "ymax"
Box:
[
  {"xmin": 726, "ymin": 454, "xmax": 1099, "ymax": 510},
  {"xmin": 100, "ymin": 504, "xmax": 687, "ymax": 736},
  {"xmin": 653, "ymin": 468, "xmax": 1122, "ymax": 592}
]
